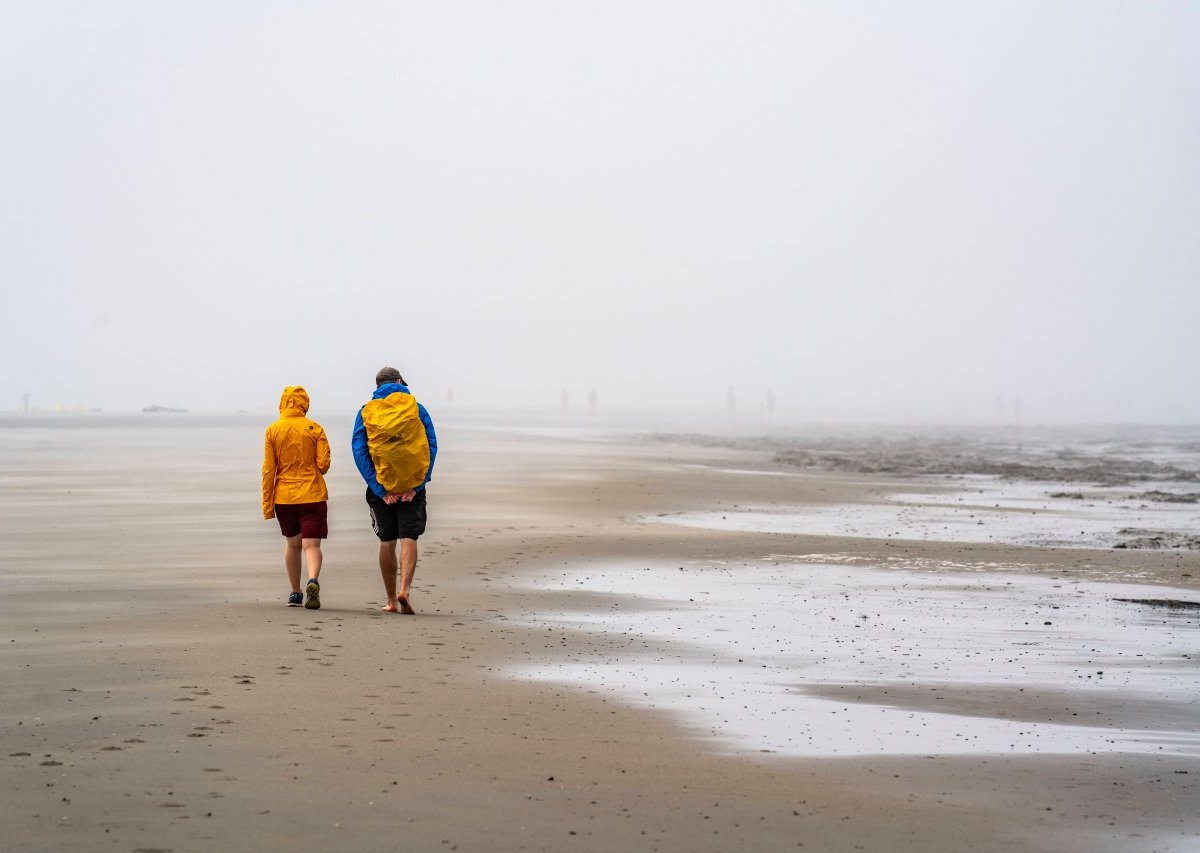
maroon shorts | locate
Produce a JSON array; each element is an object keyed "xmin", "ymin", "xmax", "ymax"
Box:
[{"xmin": 274, "ymin": 501, "xmax": 328, "ymax": 539}]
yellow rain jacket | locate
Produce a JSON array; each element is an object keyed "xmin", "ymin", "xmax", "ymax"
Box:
[{"xmin": 262, "ymin": 386, "xmax": 331, "ymax": 518}]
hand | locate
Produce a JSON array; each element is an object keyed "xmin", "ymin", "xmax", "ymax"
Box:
[
  {"xmin": 399, "ymin": 489, "xmax": 417, "ymax": 503},
  {"xmin": 383, "ymin": 492, "xmax": 400, "ymax": 505}
]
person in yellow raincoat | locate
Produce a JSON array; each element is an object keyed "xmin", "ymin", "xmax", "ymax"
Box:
[{"xmin": 263, "ymin": 386, "xmax": 331, "ymax": 609}]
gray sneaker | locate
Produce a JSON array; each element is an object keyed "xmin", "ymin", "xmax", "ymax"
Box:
[{"xmin": 304, "ymin": 579, "xmax": 321, "ymax": 610}]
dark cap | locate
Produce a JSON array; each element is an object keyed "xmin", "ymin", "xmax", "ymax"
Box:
[{"xmin": 375, "ymin": 366, "xmax": 405, "ymax": 387}]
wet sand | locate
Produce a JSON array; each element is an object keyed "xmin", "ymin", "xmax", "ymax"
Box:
[{"xmin": 2, "ymin": 416, "xmax": 1199, "ymax": 851}]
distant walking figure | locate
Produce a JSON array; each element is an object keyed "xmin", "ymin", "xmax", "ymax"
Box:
[
  {"xmin": 726, "ymin": 386, "xmax": 737, "ymax": 419},
  {"xmin": 262, "ymin": 386, "xmax": 331, "ymax": 609},
  {"xmin": 352, "ymin": 367, "xmax": 438, "ymax": 614}
]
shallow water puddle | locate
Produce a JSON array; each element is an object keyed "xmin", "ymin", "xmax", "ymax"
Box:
[
  {"xmin": 513, "ymin": 561, "xmax": 1200, "ymax": 757},
  {"xmin": 643, "ymin": 478, "xmax": 1200, "ymax": 549}
]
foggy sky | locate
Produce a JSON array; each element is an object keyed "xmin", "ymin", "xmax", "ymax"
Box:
[{"xmin": 2, "ymin": 2, "xmax": 1198, "ymax": 421}]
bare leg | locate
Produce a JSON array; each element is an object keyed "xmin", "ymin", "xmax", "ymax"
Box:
[
  {"xmin": 301, "ymin": 538, "xmax": 323, "ymax": 580},
  {"xmin": 379, "ymin": 540, "xmax": 399, "ymax": 611},
  {"xmin": 284, "ymin": 534, "xmax": 303, "ymax": 592},
  {"xmin": 397, "ymin": 538, "xmax": 418, "ymax": 614}
]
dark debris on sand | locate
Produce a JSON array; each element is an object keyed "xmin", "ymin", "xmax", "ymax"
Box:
[
  {"xmin": 1113, "ymin": 530, "xmax": 1200, "ymax": 550},
  {"xmin": 647, "ymin": 429, "xmax": 1200, "ymax": 486},
  {"xmin": 1131, "ymin": 490, "xmax": 1200, "ymax": 504},
  {"xmin": 1112, "ymin": 598, "xmax": 1200, "ymax": 610}
]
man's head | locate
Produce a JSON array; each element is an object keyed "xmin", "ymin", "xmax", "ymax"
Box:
[{"xmin": 376, "ymin": 366, "xmax": 406, "ymax": 388}]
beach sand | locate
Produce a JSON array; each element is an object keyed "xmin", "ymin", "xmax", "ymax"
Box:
[{"xmin": 2, "ymin": 415, "xmax": 1198, "ymax": 851}]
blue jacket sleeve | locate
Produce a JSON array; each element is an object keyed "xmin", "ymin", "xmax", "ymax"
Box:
[
  {"xmin": 352, "ymin": 409, "xmax": 387, "ymax": 498},
  {"xmin": 419, "ymin": 404, "xmax": 437, "ymax": 488}
]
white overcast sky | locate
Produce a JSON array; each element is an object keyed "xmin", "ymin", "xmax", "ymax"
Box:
[{"xmin": 2, "ymin": 2, "xmax": 1197, "ymax": 421}]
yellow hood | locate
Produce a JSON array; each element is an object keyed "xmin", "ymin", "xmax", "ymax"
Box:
[{"xmin": 279, "ymin": 386, "xmax": 310, "ymax": 417}]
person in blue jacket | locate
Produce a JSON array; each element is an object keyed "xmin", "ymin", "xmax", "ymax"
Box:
[{"xmin": 352, "ymin": 366, "xmax": 438, "ymax": 614}]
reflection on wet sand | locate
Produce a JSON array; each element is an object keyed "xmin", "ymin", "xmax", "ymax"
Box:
[{"xmin": 515, "ymin": 560, "xmax": 1200, "ymax": 758}]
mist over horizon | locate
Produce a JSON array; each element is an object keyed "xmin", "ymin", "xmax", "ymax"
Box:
[{"xmin": 3, "ymin": 3, "xmax": 1197, "ymax": 424}]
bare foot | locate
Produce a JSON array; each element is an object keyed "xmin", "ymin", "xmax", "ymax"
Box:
[
  {"xmin": 381, "ymin": 602, "xmax": 399, "ymax": 613},
  {"xmin": 398, "ymin": 596, "xmax": 416, "ymax": 615}
]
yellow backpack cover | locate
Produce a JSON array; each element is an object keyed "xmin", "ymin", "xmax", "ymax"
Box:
[{"xmin": 362, "ymin": 392, "xmax": 430, "ymax": 493}]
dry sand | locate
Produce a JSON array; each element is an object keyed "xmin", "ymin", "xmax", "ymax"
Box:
[{"xmin": 2, "ymin": 415, "xmax": 1198, "ymax": 851}]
